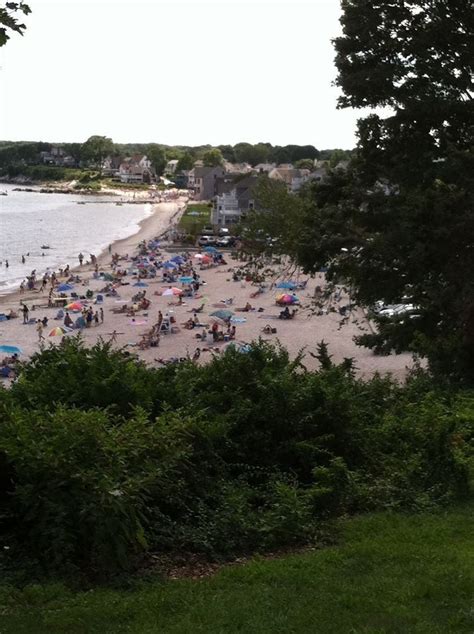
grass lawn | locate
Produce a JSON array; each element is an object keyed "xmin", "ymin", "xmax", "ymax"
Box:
[
  {"xmin": 1, "ymin": 505, "xmax": 473, "ymax": 633},
  {"xmin": 177, "ymin": 203, "xmax": 212, "ymax": 234}
]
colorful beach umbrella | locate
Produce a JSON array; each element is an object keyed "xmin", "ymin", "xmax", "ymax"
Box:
[
  {"xmin": 65, "ymin": 301, "xmax": 84, "ymax": 311},
  {"xmin": 276, "ymin": 293, "xmax": 299, "ymax": 305},
  {"xmin": 49, "ymin": 326, "xmax": 72, "ymax": 337},
  {"xmin": 162, "ymin": 287, "xmax": 183, "ymax": 296},
  {"xmin": 0, "ymin": 345, "xmax": 22, "ymax": 355}
]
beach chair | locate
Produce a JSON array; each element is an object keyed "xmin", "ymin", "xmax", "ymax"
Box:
[{"xmin": 95, "ymin": 294, "xmax": 104, "ymax": 304}]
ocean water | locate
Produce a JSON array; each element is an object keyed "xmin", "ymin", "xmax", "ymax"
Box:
[{"xmin": 0, "ymin": 183, "xmax": 152, "ymax": 294}]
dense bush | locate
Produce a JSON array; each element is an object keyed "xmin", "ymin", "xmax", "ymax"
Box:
[{"xmin": 0, "ymin": 338, "xmax": 472, "ymax": 574}]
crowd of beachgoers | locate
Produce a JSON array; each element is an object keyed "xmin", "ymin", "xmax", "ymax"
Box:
[{"xmin": 0, "ymin": 200, "xmax": 415, "ymax": 381}]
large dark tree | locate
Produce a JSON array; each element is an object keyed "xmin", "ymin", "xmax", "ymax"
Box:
[{"xmin": 245, "ymin": 0, "xmax": 474, "ymax": 382}]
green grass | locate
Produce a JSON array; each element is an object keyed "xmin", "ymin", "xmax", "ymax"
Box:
[
  {"xmin": 177, "ymin": 203, "xmax": 212, "ymax": 234},
  {"xmin": 1, "ymin": 504, "xmax": 473, "ymax": 633}
]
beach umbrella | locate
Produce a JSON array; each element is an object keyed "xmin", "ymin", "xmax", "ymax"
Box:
[
  {"xmin": 49, "ymin": 326, "xmax": 72, "ymax": 337},
  {"xmin": 0, "ymin": 345, "xmax": 22, "ymax": 355},
  {"xmin": 193, "ymin": 253, "xmax": 204, "ymax": 260},
  {"xmin": 101, "ymin": 273, "xmax": 114, "ymax": 281},
  {"xmin": 171, "ymin": 255, "xmax": 185, "ymax": 264},
  {"xmin": 210, "ymin": 309, "xmax": 234, "ymax": 320},
  {"xmin": 201, "ymin": 256, "xmax": 212, "ymax": 264},
  {"xmin": 133, "ymin": 281, "xmax": 149, "ymax": 287},
  {"xmin": 179, "ymin": 276, "xmax": 194, "ymax": 284},
  {"xmin": 65, "ymin": 301, "xmax": 84, "ymax": 312},
  {"xmin": 163, "ymin": 261, "xmax": 178, "ymax": 269},
  {"xmin": 276, "ymin": 293, "xmax": 299, "ymax": 305},
  {"xmin": 57, "ymin": 283, "xmax": 74, "ymax": 292},
  {"xmin": 203, "ymin": 246, "xmax": 219, "ymax": 254},
  {"xmin": 275, "ymin": 281, "xmax": 297, "ymax": 290},
  {"xmin": 162, "ymin": 287, "xmax": 182, "ymax": 296}
]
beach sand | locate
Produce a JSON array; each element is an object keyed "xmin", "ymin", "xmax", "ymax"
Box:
[{"xmin": 0, "ymin": 198, "xmax": 416, "ymax": 380}]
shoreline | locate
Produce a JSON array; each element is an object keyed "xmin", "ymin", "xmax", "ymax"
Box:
[{"xmin": 0, "ymin": 198, "xmax": 187, "ymax": 311}]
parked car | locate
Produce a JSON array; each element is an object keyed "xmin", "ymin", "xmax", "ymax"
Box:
[
  {"xmin": 198, "ymin": 235, "xmax": 216, "ymax": 247},
  {"xmin": 216, "ymin": 236, "xmax": 235, "ymax": 248},
  {"xmin": 218, "ymin": 227, "xmax": 230, "ymax": 237},
  {"xmin": 201, "ymin": 226, "xmax": 215, "ymax": 237}
]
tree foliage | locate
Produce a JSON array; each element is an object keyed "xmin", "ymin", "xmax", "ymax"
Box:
[
  {"xmin": 146, "ymin": 144, "xmax": 166, "ymax": 176},
  {"xmin": 203, "ymin": 148, "xmax": 224, "ymax": 167},
  {"xmin": 81, "ymin": 135, "xmax": 114, "ymax": 169},
  {"xmin": 0, "ymin": 339, "xmax": 472, "ymax": 574},
  {"xmin": 243, "ymin": 0, "xmax": 474, "ymax": 382},
  {"xmin": 0, "ymin": 2, "xmax": 30, "ymax": 47}
]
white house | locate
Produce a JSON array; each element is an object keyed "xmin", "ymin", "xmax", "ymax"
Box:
[{"xmin": 118, "ymin": 155, "xmax": 154, "ymax": 183}]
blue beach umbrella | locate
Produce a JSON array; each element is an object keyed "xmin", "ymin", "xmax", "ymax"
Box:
[
  {"xmin": 275, "ymin": 281, "xmax": 297, "ymax": 290},
  {"xmin": 171, "ymin": 255, "xmax": 185, "ymax": 264},
  {"xmin": 203, "ymin": 246, "xmax": 219, "ymax": 254},
  {"xmin": 210, "ymin": 309, "xmax": 234, "ymax": 320},
  {"xmin": 133, "ymin": 281, "xmax": 148, "ymax": 287},
  {"xmin": 57, "ymin": 283, "xmax": 74, "ymax": 292},
  {"xmin": 179, "ymin": 276, "xmax": 194, "ymax": 284},
  {"xmin": 0, "ymin": 345, "xmax": 22, "ymax": 355},
  {"xmin": 163, "ymin": 261, "xmax": 178, "ymax": 270}
]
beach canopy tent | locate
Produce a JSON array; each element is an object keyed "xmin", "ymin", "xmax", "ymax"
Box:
[
  {"xmin": 133, "ymin": 281, "xmax": 149, "ymax": 287},
  {"xmin": 49, "ymin": 326, "xmax": 72, "ymax": 337},
  {"xmin": 0, "ymin": 345, "xmax": 22, "ymax": 355},
  {"xmin": 210, "ymin": 309, "xmax": 234, "ymax": 320},
  {"xmin": 276, "ymin": 293, "xmax": 299, "ymax": 305},
  {"xmin": 75, "ymin": 316, "xmax": 86, "ymax": 329},
  {"xmin": 57, "ymin": 283, "xmax": 74, "ymax": 292},
  {"xmin": 275, "ymin": 281, "xmax": 297, "ymax": 290}
]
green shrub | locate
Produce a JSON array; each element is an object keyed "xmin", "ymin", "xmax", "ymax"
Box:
[{"xmin": 0, "ymin": 339, "xmax": 472, "ymax": 575}]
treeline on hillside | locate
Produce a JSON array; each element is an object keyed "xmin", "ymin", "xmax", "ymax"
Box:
[
  {"xmin": 0, "ymin": 138, "xmax": 353, "ymax": 179},
  {"xmin": 0, "ymin": 338, "xmax": 472, "ymax": 577}
]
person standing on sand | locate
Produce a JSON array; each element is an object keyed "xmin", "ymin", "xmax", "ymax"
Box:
[
  {"xmin": 21, "ymin": 303, "xmax": 29, "ymax": 323},
  {"xmin": 100, "ymin": 307, "xmax": 104, "ymax": 323},
  {"xmin": 36, "ymin": 320, "xmax": 45, "ymax": 342}
]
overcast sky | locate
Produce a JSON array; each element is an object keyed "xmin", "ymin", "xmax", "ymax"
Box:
[{"xmin": 0, "ymin": 0, "xmax": 362, "ymax": 149}]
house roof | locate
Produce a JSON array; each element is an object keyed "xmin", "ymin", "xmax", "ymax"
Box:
[{"xmin": 193, "ymin": 166, "xmax": 225, "ymax": 178}]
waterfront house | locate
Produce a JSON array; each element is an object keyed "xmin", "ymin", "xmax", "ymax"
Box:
[
  {"xmin": 118, "ymin": 155, "xmax": 155, "ymax": 183},
  {"xmin": 188, "ymin": 166, "xmax": 225, "ymax": 201},
  {"xmin": 102, "ymin": 155, "xmax": 123, "ymax": 177},
  {"xmin": 212, "ymin": 174, "xmax": 260, "ymax": 227}
]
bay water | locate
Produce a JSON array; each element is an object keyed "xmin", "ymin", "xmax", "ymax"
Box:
[{"xmin": 0, "ymin": 183, "xmax": 152, "ymax": 294}]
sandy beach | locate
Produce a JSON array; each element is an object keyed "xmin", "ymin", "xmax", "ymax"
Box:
[{"xmin": 0, "ymin": 198, "xmax": 416, "ymax": 380}]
